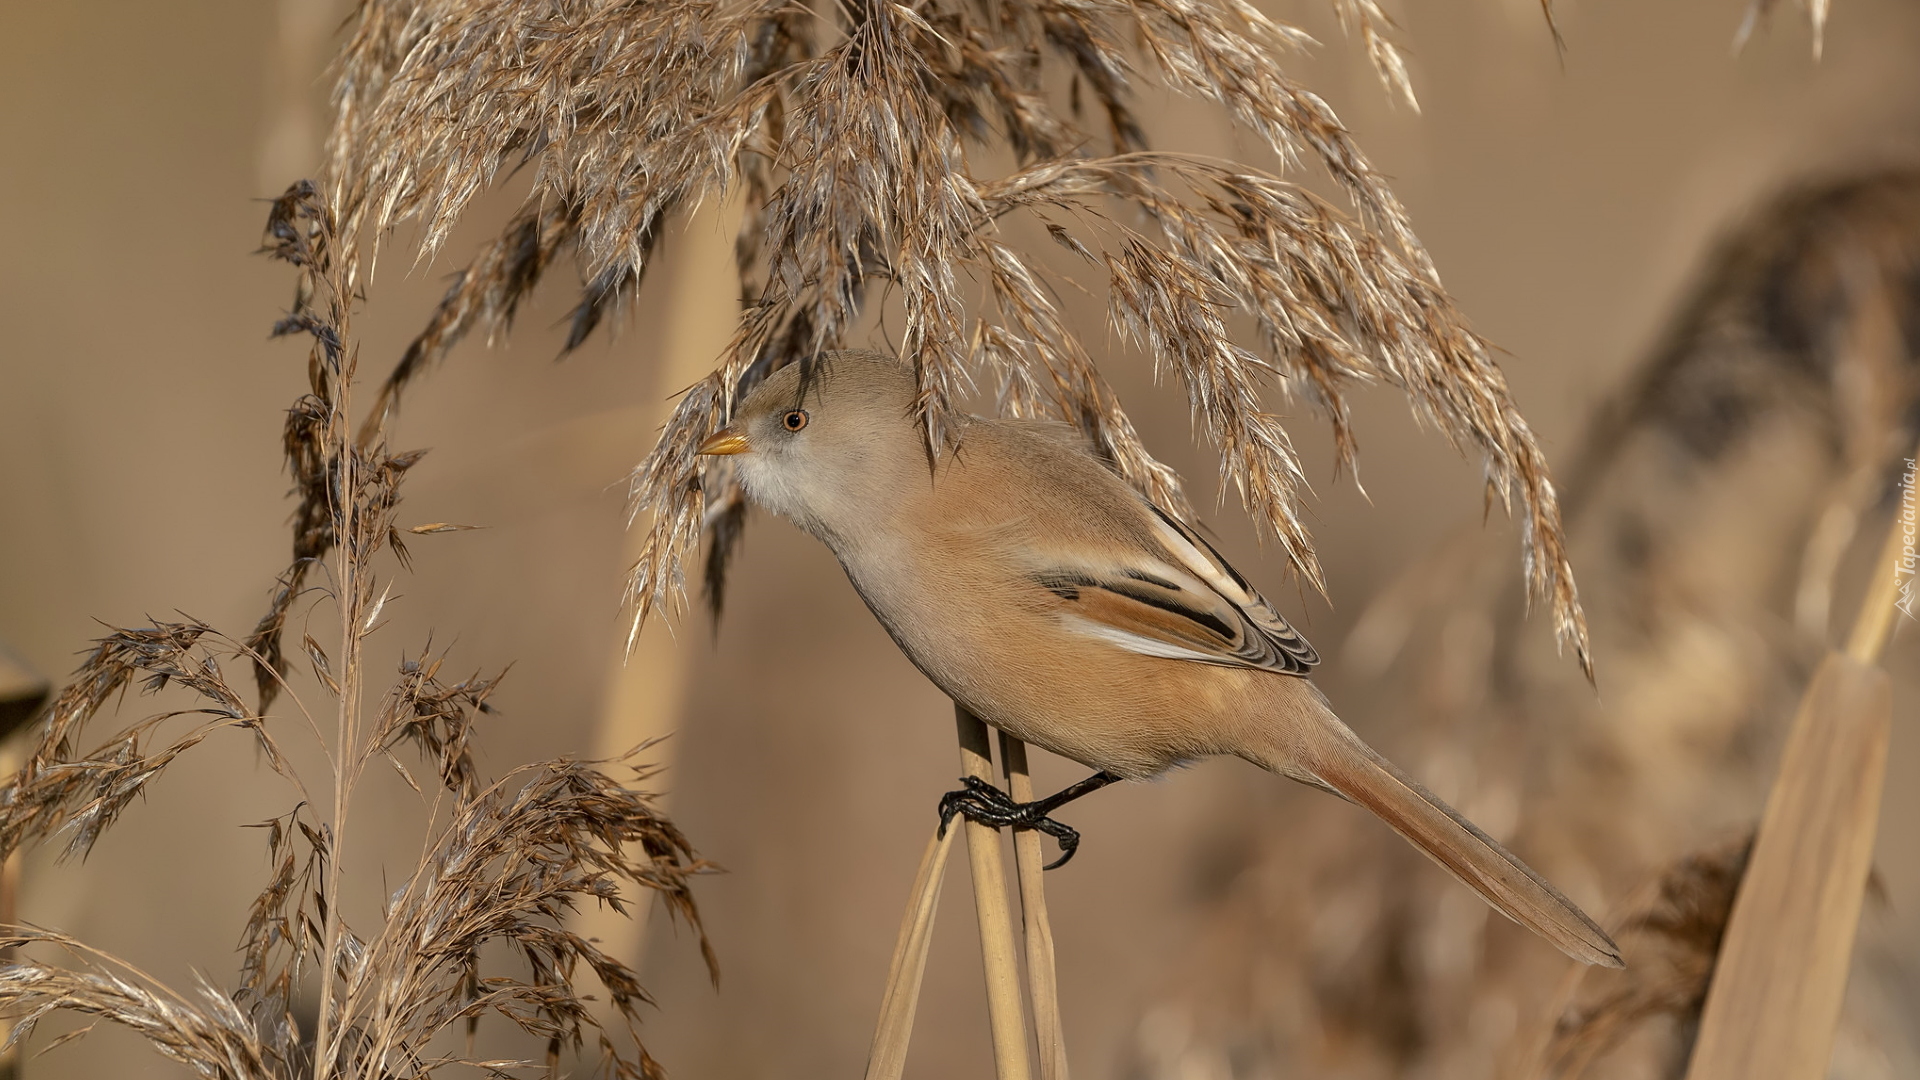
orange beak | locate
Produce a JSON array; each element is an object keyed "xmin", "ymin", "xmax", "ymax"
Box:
[{"xmin": 696, "ymin": 428, "xmax": 751, "ymax": 456}]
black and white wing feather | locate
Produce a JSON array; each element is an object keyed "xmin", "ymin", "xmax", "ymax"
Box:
[{"xmin": 1032, "ymin": 501, "xmax": 1319, "ymax": 675}]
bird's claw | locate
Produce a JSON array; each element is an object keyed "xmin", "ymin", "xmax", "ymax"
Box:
[{"xmin": 936, "ymin": 776, "xmax": 1083, "ymax": 870}]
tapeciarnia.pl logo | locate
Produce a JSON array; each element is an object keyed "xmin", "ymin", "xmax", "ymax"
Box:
[{"xmin": 1899, "ymin": 458, "xmax": 1917, "ymax": 620}]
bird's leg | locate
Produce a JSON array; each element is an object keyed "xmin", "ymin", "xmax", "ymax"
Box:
[{"xmin": 937, "ymin": 770, "xmax": 1123, "ymax": 870}]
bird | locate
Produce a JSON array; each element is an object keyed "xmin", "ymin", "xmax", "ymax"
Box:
[{"xmin": 696, "ymin": 349, "xmax": 1623, "ymax": 968}]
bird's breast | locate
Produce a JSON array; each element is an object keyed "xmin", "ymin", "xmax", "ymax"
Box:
[{"xmin": 830, "ymin": 537, "xmax": 1244, "ymax": 778}]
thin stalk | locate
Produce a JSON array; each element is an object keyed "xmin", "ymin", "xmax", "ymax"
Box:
[
  {"xmin": 577, "ymin": 197, "xmax": 742, "ymax": 979},
  {"xmin": 999, "ymin": 733, "xmax": 1069, "ymax": 1080},
  {"xmin": 955, "ymin": 705, "xmax": 1033, "ymax": 1080},
  {"xmin": 313, "ymin": 321, "xmax": 363, "ymax": 1080},
  {"xmin": 864, "ymin": 823, "xmax": 958, "ymax": 1080}
]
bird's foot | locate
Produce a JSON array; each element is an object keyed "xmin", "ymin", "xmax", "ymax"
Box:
[
  {"xmin": 938, "ymin": 777, "xmax": 1085, "ymax": 868},
  {"xmin": 935, "ymin": 771, "xmax": 1122, "ymax": 870}
]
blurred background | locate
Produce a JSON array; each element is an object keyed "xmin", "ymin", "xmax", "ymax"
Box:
[{"xmin": 2, "ymin": 0, "xmax": 1918, "ymax": 1077}]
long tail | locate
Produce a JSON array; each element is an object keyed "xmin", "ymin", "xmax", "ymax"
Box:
[{"xmin": 1291, "ymin": 725, "xmax": 1624, "ymax": 969}]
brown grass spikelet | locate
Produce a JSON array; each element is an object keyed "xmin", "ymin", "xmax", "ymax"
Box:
[
  {"xmin": 362, "ymin": 200, "xmax": 580, "ymax": 441},
  {"xmin": 0, "ymin": 932, "xmax": 287, "ymax": 1080},
  {"xmin": 325, "ymin": 0, "xmax": 1590, "ymax": 669},
  {"xmin": 0, "ymin": 619, "xmax": 287, "ymax": 864},
  {"xmin": 340, "ymin": 753, "xmax": 713, "ymax": 1077},
  {"xmin": 374, "ymin": 648, "xmax": 501, "ymax": 800},
  {"xmin": 1331, "ymin": 0, "xmax": 1418, "ymax": 110}
]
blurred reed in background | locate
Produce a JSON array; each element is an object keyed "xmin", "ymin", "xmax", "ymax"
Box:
[{"xmin": 1125, "ymin": 170, "xmax": 1920, "ymax": 1080}]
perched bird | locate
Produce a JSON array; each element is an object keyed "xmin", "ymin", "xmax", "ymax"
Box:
[{"xmin": 698, "ymin": 350, "xmax": 1623, "ymax": 968}]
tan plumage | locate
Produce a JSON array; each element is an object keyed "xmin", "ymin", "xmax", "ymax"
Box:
[{"xmin": 702, "ymin": 351, "xmax": 1622, "ymax": 968}]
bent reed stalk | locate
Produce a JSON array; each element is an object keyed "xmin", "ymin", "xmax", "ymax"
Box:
[
  {"xmin": 864, "ymin": 823, "xmax": 958, "ymax": 1080},
  {"xmin": 1683, "ymin": 429, "xmax": 1918, "ymax": 1080}
]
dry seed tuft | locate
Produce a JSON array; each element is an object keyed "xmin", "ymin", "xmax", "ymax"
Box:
[{"xmin": 325, "ymin": 0, "xmax": 1590, "ymax": 673}]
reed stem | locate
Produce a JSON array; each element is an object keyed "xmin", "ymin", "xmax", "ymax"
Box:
[
  {"xmin": 578, "ymin": 197, "xmax": 742, "ymax": 979},
  {"xmin": 312, "ymin": 363, "xmax": 358, "ymax": 1080},
  {"xmin": 864, "ymin": 824, "xmax": 958, "ymax": 1080},
  {"xmin": 1000, "ymin": 733, "xmax": 1069, "ymax": 1080},
  {"xmin": 956, "ymin": 705, "xmax": 1033, "ymax": 1080}
]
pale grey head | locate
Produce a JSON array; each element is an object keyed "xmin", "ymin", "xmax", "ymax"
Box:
[{"xmin": 696, "ymin": 352, "xmax": 929, "ymax": 541}]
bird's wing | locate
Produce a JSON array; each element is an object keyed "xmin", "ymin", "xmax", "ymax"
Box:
[{"xmin": 1028, "ymin": 501, "xmax": 1319, "ymax": 675}]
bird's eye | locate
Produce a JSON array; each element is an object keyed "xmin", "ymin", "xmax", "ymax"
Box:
[{"xmin": 781, "ymin": 410, "xmax": 810, "ymax": 432}]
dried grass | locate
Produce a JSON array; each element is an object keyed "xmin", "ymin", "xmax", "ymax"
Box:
[
  {"xmin": 322, "ymin": 0, "xmax": 1591, "ymax": 673},
  {"xmin": 0, "ymin": 182, "xmax": 712, "ymax": 1080}
]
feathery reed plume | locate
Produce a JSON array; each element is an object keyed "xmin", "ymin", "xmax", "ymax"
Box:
[
  {"xmin": 0, "ymin": 182, "xmax": 712, "ymax": 1079},
  {"xmin": 323, "ymin": 0, "xmax": 1590, "ymax": 672},
  {"xmin": 1332, "ymin": 0, "xmax": 1418, "ymax": 110},
  {"xmin": 0, "ymin": 932, "xmax": 290, "ymax": 1079}
]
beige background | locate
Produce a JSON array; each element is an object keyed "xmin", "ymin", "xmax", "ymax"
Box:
[{"xmin": 1, "ymin": 0, "xmax": 1916, "ymax": 1076}]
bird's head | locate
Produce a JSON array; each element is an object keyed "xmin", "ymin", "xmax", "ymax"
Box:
[{"xmin": 696, "ymin": 351, "xmax": 928, "ymax": 537}]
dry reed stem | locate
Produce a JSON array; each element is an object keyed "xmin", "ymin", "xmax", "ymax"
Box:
[
  {"xmin": 575, "ymin": 197, "xmax": 745, "ymax": 980},
  {"xmin": 999, "ymin": 733, "xmax": 1069, "ymax": 1080},
  {"xmin": 1794, "ymin": 459, "xmax": 1885, "ymax": 641},
  {"xmin": 957, "ymin": 706, "xmax": 1033, "ymax": 1080},
  {"xmin": 1683, "ymin": 431, "xmax": 1915, "ymax": 1080},
  {"xmin": 1682, "ymin": 654, "xmax": 1889, "ymax": 1080},
  {"xmin": 864, "ymin": 823, "xmax": 958, "ymax": 1080}
]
